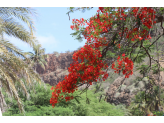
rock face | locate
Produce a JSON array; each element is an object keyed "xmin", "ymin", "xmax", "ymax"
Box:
[
  {"xmin": 105, "ymin": 57, "xmax": 164, "ymax": 107},
  {"xmin": 105, "ymin": 75, "xmax": 142, "ymax": 106},
  {"xmin": 35, "ymin": 50, "xmax": 82, "ymax": 86}
]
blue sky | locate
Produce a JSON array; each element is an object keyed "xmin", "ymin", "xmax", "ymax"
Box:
[
  {"xmin": 5, "ymin": 7, "xmax": 99, "ymax": 54},
  {"xmin": 5, "ymin": 7, "xmax": 131, "ymax": 55}
]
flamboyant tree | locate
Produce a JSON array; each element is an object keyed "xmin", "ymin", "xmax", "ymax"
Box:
[{"xmin": 50, "ymin": 7, "xmax": 164, "ymax": 115}]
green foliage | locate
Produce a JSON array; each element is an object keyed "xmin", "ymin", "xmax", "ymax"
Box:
[
  {"xmin": 128, "ymin": 85, "xmax": 164, "ymax": 116},
  {"xmin": 2, "ymin": 81, "xmax": 130, "ymax": 116},
  {"xmin": 152, "ymin": 111, "xmax": 164, "ymax": 116},
  {"xmin": 151, "ymin": 63, "xmax": 164, "ymax": 74},
  {"xmin": 136, "ymin": 64, "xmax": 150, "ymax": 77},
  {"xmin": 128, "ymin": 91, "xmax": 149, "ymax": 116},
  {"xmin": 99, "ymin": 47, "xmax": 118, "ymax": 61},
  {"xmin": 2, "ymin": 81, "xmax": 52, "ymax": 115},
  {"xmin": 70, "ymin": 27, "xmax": 86, "ymax": 42}
]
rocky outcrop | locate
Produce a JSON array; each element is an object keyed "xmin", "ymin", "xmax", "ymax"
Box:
[
  {"xmin": 104, "ymin": 56, "xmax": 164, "ymax": 107},
  {"xmin": 35, "ymin": 50, "xmax": 84, "ymax": 86}
]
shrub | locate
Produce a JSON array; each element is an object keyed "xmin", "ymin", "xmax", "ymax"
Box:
[
  {"xmin": 2, "ymin": 79, "xmax": 130, "ymax": 116},
  {"xmin": 128, "ymin": 85, "xmax": 164, "ymax": 116}
]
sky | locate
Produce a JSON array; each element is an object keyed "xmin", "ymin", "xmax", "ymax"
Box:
[
  {"xmin": 5, "ymin": 7, "xmax": 99, "ymax": 54},
  {"xmin": 4, "ymin": 7, "xmax": 133, "ymax": 55}
]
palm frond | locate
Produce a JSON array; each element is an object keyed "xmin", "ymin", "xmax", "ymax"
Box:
[
  {"xmin": 2, "ymin": 18, "xmax": 37, "ymax": 47},
  {"xmin": 0, "ymin": 7, "xmax": 37, "ymax": 37},
  {"xmin": 0, "ymin": 39, "xmax": 28, "ymax": 59},
  {"xmin": 23, "ymin": 43, "xmax": 48, "ymax": 71}
]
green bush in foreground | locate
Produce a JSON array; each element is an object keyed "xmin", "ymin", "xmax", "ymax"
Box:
[{"xmin": 2, "ymin": 80, "xmax": 130, "ymax": 116}]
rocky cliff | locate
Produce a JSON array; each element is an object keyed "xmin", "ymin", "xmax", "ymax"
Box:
[{"xmin": 35, "ymin": 50, "xmax": 83, "ymax": 86}]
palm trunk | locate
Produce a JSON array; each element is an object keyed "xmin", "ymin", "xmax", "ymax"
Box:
[
  {"xmin": 0, "ymin": 88, "xmax": 7, "ymax": 115},
  {"xmin": 0, "ymin": 81, "xmax": 8, "ymax": 115}
]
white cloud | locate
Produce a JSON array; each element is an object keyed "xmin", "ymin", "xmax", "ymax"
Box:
[{"xmin": 37, "ymin": 35, "xmax": 58, "ymax": 49}]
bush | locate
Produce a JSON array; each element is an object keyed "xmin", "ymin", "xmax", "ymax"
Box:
[
  {"xmin": 128, "ymin": 85, "xmax": 164, "ymax": 116},
  {"xmin": 2, "ymin": 80, "xmax": 130, "ymax": 116}
]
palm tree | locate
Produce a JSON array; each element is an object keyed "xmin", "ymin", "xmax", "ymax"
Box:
[
  {"xmin": 0, "ymin": 7, "xmax": 46, "ymax": 115},
  {"xmin": 24, "ymin": 43, "xmax": 49, "ymax": 72}
]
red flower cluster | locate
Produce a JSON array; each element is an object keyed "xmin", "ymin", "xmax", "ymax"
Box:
[
  {"xmin": 112, "ymin": 53, "xmax": 133, "ymax": 78},
  {"xmin": 50, "ymin": 44, "xmax": 108, "ymax": 107},
  {"xmin": 147, "ymin": 113, "xmax": 156, "ymax": 116}
]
